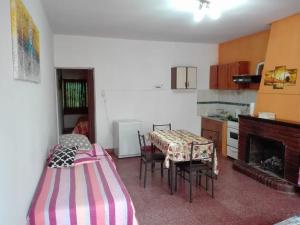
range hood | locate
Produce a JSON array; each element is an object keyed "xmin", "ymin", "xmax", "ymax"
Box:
[{"xmin": 232, "ymin": 75, "xmax": 262, "ymax": 84}]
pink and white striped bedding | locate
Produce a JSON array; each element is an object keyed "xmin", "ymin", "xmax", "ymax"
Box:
[{"xmin": 28, "ymin": 144, "xmax": 138, "ymax": 225}]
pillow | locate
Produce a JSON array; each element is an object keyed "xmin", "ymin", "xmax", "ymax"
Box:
[
  {"xmin": 59, "ymin": 134, "xmax": 92, "ymax": 150},
  {"xmin": 48, "ymin": 145, "xmax": 78, "ymax": 168}
]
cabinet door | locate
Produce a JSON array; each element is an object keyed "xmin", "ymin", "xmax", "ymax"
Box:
[
  {"xmin": 187, "ymin": 67, "xmax": 197, "ymax": 89},
  {"xmin": 209, "ymin": 65, "xmax": 218, "ymax": 89},
  {"xmin": 218, "ymin": 64, "xmax": 229, "ymax": 89},
  {"xmin": 202, "ymin": 129, "xmax": 219, "ymax": 149},
  {"xmin": 228, "ymin": 63, "xmax": 240, "ymax": 90},
  {"xmin": 176, "ymin": 67, "xmax": 187, "ymax": 89}
]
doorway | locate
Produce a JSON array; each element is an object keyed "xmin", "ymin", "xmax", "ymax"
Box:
[{"xmin": 56, "ymin": 68, "xmax": 95, "ymax": 143}]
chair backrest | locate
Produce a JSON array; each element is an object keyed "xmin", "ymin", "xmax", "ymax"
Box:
[
  {"xmin": 153, "ymin": 123, "xmax": 172, "ymax": 131},
  {"xmin": 190, "ymin": 141, "xmax": 215, "ymax": 167},
  {"xmin": 137, "ymin": 131, "xmax": 147, "ymax": 157}
]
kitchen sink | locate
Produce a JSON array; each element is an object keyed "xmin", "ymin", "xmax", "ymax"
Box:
[{"xmin": 207, "ymin": 114, "xmax": 239, "ymax": 122}]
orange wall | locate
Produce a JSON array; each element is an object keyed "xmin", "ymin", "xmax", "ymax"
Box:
[
  {"xmin": 219, "ymin": 30, "xmax": 270, "ymax": 74},
  {"xmin": 255, "ymin": 13, "xmax": 300, "ymax": 122}
]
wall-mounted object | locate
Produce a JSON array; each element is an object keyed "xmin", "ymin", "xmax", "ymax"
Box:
[
  {"xmin": 258, "ymin": 112, "xmax": 276, "ymax": 120},
  {"xmin": 209, "ymin": 61, "xmax": 254, "ymax": 90},
  {"xmin": 264, "ymin": 65, "xmax": 297, "ymax": 89},
  {"xmin": 11, "ymin": 0, "xmax": 40, "ymax": 83},
  {"xmin": 171, "ymin": 67, "xmax": 197, "ymax": 89},
  {"xmin": 256, "ymin": 62, "xmax": 264, "ymax": 75},
  {"xmin": 232, "ymin": 75, "xmax": 262, "ymax": 84}
]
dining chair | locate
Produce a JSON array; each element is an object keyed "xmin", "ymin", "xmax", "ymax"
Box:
[
  {"xmin": 175, "ymin": 141, "xmax": 216, "ymax": 202},
  {"xmin": 138, "ymin": 131, "xmax": 165, "ymax": 188},
  {"xmin": 151, "ymin": 123, "xmax": 171, "ymax": 172},
  {"xmin": 152, "ymin": 123, "xmax": 172, "ymax": 131}
]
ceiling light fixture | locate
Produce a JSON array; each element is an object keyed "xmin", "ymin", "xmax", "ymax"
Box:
[
  {"xmin": 171, "ymin": 0, "xmax": 247, "ymax": 22},
  {"xmin": 193, "ymin": 0, "xmax": 221, "ymax": 22}
]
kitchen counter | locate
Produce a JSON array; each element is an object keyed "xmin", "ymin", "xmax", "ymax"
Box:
[
  {"xmin": 201, "ymin": 115, "xmax": 239, "ymax": 123},
  {"xmin": 201, "ymin": 116, "xmax": 228, "ymax": 156}
]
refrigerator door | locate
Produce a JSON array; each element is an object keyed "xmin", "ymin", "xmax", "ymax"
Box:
[{"xmin": 113, "ymin": 120, "xmax": 142, "ymax": 158}]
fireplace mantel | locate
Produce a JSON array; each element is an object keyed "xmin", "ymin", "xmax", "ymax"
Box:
[{"xmin": 237, "ymin": 115, "xmax": 300, "ymax": 187}]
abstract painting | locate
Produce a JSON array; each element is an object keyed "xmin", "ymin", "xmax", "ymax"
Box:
[
  {"xmin": 264, "ymin": 66, "xmax": 297, "ymax": 89},
  {"xmin": 10, "ymin": 0, "xmax": 40, "ymax": 83}
]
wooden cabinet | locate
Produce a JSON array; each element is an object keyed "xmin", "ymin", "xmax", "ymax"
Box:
[
  {"xmin": 228, "ymin": 61, "xmax": 249, "ymax": 89},
  {"xmin": 209, "ymin": 65, "xmax": 218, "ymax": 89},
  {"xmin": 171, "ymin": 67, "xmax": 197, "ymax": 89},
  {"xmin": 218, "ymin": 64, "xmax": 229, "ymax": 89},
  {"xmin": 209, "ymin": 61, "xmax": 251, "ymax": 90},
  {"xmin": 201, "ymin": 117, "xmax": 227, "ymax": 156}
]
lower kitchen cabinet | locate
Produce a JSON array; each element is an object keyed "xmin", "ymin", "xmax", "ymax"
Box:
[{"xmin": 201, "ymin": 117, "xmax": 227, "ymax": 156}]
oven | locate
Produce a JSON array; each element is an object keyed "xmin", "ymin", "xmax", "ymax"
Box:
[{"xmin": 227, "ymin": 121, "xmax": 239, "ymax": 159}]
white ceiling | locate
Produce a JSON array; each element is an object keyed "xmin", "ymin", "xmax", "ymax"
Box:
[{"xmin": 41, "ymin": 0, "xmax": 300, "ymax": 43}]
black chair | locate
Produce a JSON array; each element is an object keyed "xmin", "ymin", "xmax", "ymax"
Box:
[
  {"xmin": 175, "ymin": 141, "xmax": 216, "ymax": 202},
  {"xmin": 151, "ymin": 123, "xmax": 171, "ymax": 171},
  {"xmin": 138, "ymin": 131, "xmax": 165, "ymax": 188},
  {"xmin": 153, "ymin": 123, "xmax": 172, "ymax": 131}
]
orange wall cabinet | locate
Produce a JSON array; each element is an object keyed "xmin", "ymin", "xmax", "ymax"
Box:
[
  {"xmin": 209, "ymin": 61, "xmax": 251, "ymax": 90},
  {"xmin": 228, "ymin": 61, "xmax": 249, "ymax": 89},
  {"xmin": 217, "ymin": 64, "xmax": 229, "ymax": 89},
  {"xmin": 209, "ymin": 65, "xmax": 219, "ymax": 89}
]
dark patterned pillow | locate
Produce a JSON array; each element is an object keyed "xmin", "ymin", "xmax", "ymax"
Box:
[{"xmin": 48, "ymin": 145, "xmax": 78, "ymax": 168}]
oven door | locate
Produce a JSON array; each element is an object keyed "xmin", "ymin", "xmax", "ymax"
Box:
[{"xmin": 227, "ymin": 127, "xmax": 239, "ymax": 148}]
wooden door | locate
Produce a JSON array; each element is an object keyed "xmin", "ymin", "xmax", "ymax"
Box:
[
  {"xmin": 187, "ymin": 67, "xmax": 197, "ymax": 89},
  {"xmin": 218, "ymin": 64, "xmax": 229, "ymax": 89},
  {"xmin": 87, "ymin": 69, "xmax": 95, "ymax": 143},
  {"xmin": 209, "ymin": 65, "xmax": 218, "ymax": 89}
]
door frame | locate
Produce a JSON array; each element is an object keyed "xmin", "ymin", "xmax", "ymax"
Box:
[{"xmin": 54, "ymin": 67, "xmax": 96, "ymax": 143}]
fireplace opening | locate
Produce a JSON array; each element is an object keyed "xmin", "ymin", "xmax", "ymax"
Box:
[{"xmin": 247, "ymin": 135, "xmax": 285, "ymax": 178}]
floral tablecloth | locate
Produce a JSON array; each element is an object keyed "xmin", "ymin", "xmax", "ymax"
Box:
[{"xmin": 148, "ymin": 129, "xmax": 218, "ymax": 175}]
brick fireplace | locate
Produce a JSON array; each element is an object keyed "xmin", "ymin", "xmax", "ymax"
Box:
[{"xmin": 233, "ymin": 115, "xmax": 300, "ymax": 192}]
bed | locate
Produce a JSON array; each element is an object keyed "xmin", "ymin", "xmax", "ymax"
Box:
[{"xmin": 27, "ymin": 144, "xmax": 138, "ymax": 225}]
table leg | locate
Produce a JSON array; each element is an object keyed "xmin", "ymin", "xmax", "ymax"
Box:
[{"xmin": 170, "ymin": 160, "xmax": 174, "ymax": 195}]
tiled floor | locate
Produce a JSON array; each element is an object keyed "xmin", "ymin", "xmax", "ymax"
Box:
[{"xmin": 114, "ymin": 155, "xmax": 300, "ymax": 225}]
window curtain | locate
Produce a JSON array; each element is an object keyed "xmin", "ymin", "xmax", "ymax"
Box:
[{"xmin": 63, "ymin": 80, "xmax": 88, "ymax": 108}]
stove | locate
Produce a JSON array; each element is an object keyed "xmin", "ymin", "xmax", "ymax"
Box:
[{"xmin": 227, "ymin": 121, "xmax": 239, "ymax": 159}]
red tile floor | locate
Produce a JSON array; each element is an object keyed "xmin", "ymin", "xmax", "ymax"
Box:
[{"xmin": 113, "ymin": 155, "xmax": 300, "ymax": 225}]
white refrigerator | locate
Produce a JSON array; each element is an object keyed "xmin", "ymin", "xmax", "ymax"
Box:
[{"xmin": 113, "ymin": 119, "xmax": 143, "ymax": 158}]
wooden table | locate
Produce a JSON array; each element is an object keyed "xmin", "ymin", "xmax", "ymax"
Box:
[{"xmin": 148, "ymin": 129, "xmax": 217, "ymax": 194}]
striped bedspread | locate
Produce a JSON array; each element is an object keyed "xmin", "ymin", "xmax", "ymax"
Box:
[{"xmin": 28, "ymin": 144, "xmax": 138, "ymax": 225}]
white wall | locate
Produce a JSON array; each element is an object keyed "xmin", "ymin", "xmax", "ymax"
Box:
[
  {"xmin": 0, "ymin": 0, "xmax": 57, "ymax": 224},
  {"xmin": 54, "ymin": 35, "xmax": 217, "ymax": 147}
]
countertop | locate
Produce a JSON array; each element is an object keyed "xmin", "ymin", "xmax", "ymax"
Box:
[{"xmin": 201, "ymin": 115, "xmax": 239, "ymax": 123}]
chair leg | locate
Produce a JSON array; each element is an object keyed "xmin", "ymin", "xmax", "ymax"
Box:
[
  {"xmin": 175, "ymin": 168, "xmax": 177, "ymax": 192},
  {"xmin": 168, "ymin": 169, "xmax": 170, "ymax": 186},
  {"xmin": 206, "ymin": 174, "xmax": 208, "ymax": 191},
  {"xmin": 144, "ymin": 162, "xmax": 147, "ymax": 188},
  {"xmin": 151, "ymin": 161, "xmax": 155, "ymax": 173},
  {"xmin": 161, "ymin": 162, "xmax": 163, "ymax": 178},
  {"xmin": 189, "ymin": 172, "xmax": 192, "ymax": 203},
  {"xmin": 211, "ymin": 174, "xmax": 214, "ymax": 198},
  {"xmin": 139, "ymin": 159, "xmax": 142, "ymax": 180},
  {"xmin": 199, "ymin": 174, "xmax": 202, "ymax": 187}
]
